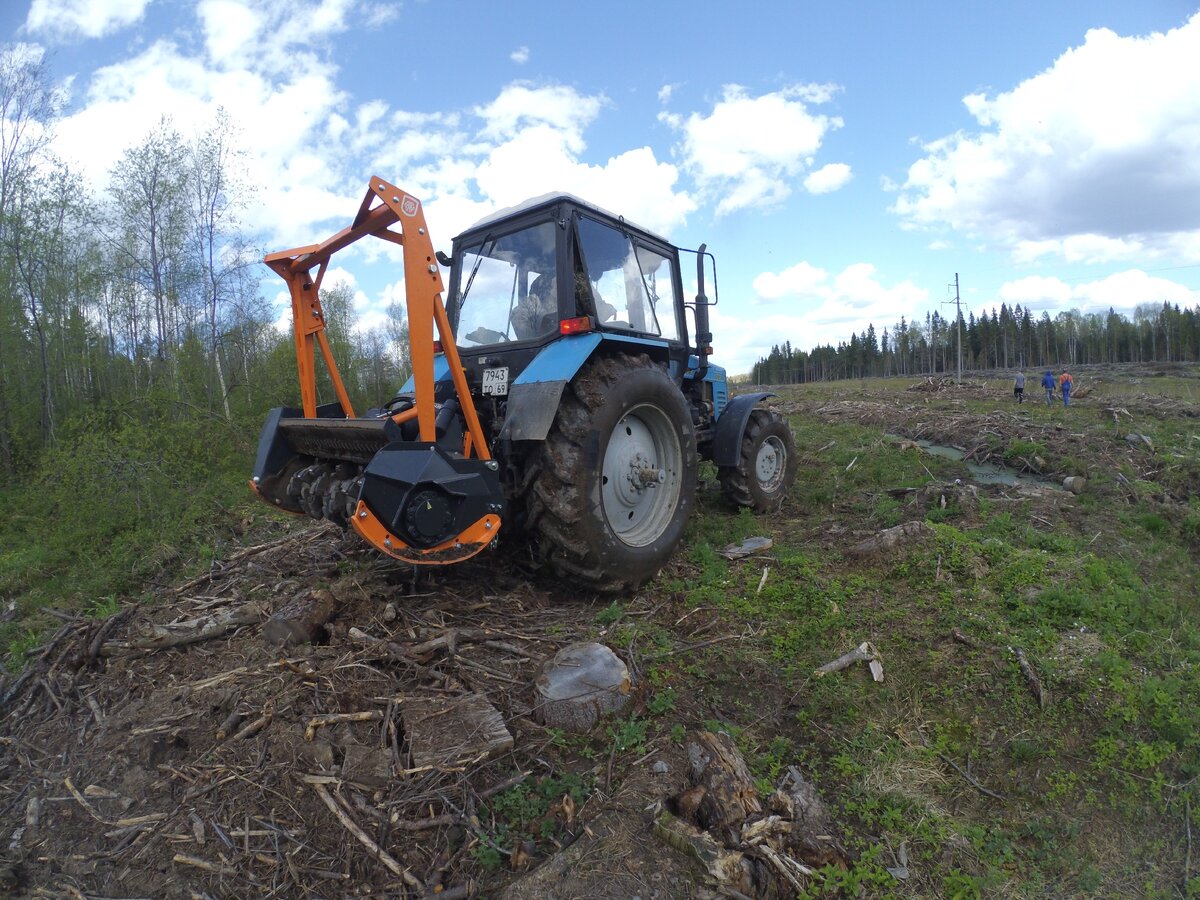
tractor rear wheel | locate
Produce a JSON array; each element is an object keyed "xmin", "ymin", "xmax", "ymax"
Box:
[
  {"xmin": 718, "ymin": 408, "xmax": 797, "ymax": 512},
  {"xmin": 528, "ymin": 353, "xmax": 697, "ymax": 591}
]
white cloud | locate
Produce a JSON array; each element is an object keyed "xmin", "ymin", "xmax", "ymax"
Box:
[
  {"xmin": 361, "ymin": 2, "xmax": 399, "ymax": 28},
  {"xmin": 510, "ymin": 46, "xmax": 530, "ymax": 64},
  {"xmin": 804, "ymin": 162, "xmax": 852, "ymax": 194},
  {"xmin": 715, "ymin": 260, "xmax": 931, "ymax": 371},
  {"xmin": 895, "ymin": 14, "xmax": 1200, "ymax": 263},
  {"xmin": 663, "ymin": 83, "xmax": 844, "ymax": 216},
  {"xmin": 475, "ymin": 83, "xmax": 606, "ymax": 151},
  {"xmin": 51, "ymin": 18, "xmax": 356, "ymax": 247},
  {"xmin": 999, "ymin": 270, "xmax": 1196, "ymax": 316},
  {"xmin": 25, "ymin": 0, "xmax": 152, "ymax": 39},
  {"xmin": 197, "ymin": 0, "xmax": 263, "ymax": 67},
  {"xmin": 45, "ymin": 10, "xmax": 696, "ymax": 296},
  {"xmin": 997, "ymin": 275, "xmax": 1073, "ymax": 309},
  {"xmin": 372, "ymin": 83, "xmax": 696, "ymax": 240}
]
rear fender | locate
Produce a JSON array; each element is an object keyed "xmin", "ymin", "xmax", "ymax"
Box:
[
  {"xmin": 711, "ymin": 392, "xmax": 775, "ymax": 467},
  {"xmin": 499, "ymin": 333, "xmax": 672, "ymax": 441}
]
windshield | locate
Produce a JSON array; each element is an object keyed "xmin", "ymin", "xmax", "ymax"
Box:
[
  {"xmin": 577, "ymin": 216, "xmax": 680, "ymax": 342},
  {"xmin": 452, "ymin": 220, "xmax": 558, "ymax": 347}
]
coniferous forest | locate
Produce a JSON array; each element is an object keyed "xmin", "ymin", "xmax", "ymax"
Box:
[{"xmin": 751, "ymin": 302, "xmax": 1200, "ymax": 384}]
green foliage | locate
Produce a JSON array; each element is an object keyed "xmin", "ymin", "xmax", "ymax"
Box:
[
  {"xmin": 606, "ymin": 717, "xmax": 649, "ymax": 754},
  {"xmin": 1139, "ymin": 512, "xmax": 1169, "ymax": 536},
  {"xmin": 0, "ymin": 402, "xmax": 258, "ymax": 613},
  {"xmin": 798, "ymin": 844, "xmax": 896, "ymax": 897},
  {"xmin": 4, "ymin": 629, "xmax": 41, "ymax": 671},
  {"xmin": 594, "ymin": 601, "xmax": 624, "ymax": 625},
  {"xmin": 477, "ymin": 771, "xmax": 594, "ymax": 867},
  {"xmin": 646, "ymin": 687, "xmax": 676, "ymax": 716}
]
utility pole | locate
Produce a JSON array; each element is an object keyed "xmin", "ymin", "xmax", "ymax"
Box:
[
  {"xmin": 942, "ymin": 273, "xmax": 963, "ymax": 384},
  {"xmin": 954, "ymin": 273, "xmax": 962, "ymax": 384}
]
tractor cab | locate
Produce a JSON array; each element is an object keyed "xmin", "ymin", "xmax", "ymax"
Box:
[{"xmin": 446, "ymin": 195, "xmax": 691, "ymax": 384}]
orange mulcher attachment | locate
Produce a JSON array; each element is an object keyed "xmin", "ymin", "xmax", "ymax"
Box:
[{"xmin": 250, "ymin": 177, "xmax": 503, "ymax": 565}]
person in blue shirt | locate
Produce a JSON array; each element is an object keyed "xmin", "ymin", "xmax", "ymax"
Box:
[{"xmin": 1041, "ymin": 370, "xmax": 1055, "ymax": 405}]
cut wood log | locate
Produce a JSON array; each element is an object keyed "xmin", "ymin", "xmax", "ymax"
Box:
[
  {"xmin": 814, "ymin": 642, "xmax": 883, "ymax": 682},
  {"xmin": 262, "ymin": 589, "xmax": 339, "ymax": 647},
  {"xmin": 717, "ymin": 536, "xmax": 773, "ymax": 561},
  {"xmin": 845, "ymin": 521, "xmax": 933, "ymax": 558},
  {"xmin": 681, "ymin": 730, "xmax": 763, "ymax": 841},
  {"xmin": 101, "ymin": 601, "xmax": 268, "ymax": 654},
  {"xmin": 400, "ymin": 692, "xmax": 513, "ymax": 768},
  {"xmin": 532, "ymin": 642, "xmax": 631, "ymax": 732},
  {"xmin": 1014, "ymin": 647, "xmax": 1047, "ymax": 709},
  {"xmin": 1062, "ymin": 476, "xmax": 1087, "ymax": 494},
  {"xmin": 650, "ymin": 805, "xmax": 755, "ymax": 896}
]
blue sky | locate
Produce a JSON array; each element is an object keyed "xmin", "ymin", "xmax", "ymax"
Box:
[{"xmin": 6, "ymin": 0, "xmax": 1200, "ymax": 374}]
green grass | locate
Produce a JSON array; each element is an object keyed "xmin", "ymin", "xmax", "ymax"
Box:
[{"xmin": 664, "ymin": 376, "xmax": 1200, "ymax": 896}]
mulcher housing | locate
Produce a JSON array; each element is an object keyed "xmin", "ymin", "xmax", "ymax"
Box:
[{"xmin": 251, "ymin": 178, "xmax": 796, "ymax": 590}]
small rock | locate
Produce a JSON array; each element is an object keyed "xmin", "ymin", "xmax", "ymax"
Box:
[
  {"xmin": 651, "ymin": 760, "xmax": 670, "ymax": 775},
  {"xmin": 1125, "ymin": 433, "xmax": 1153, "ymax": 451},
  {"xmin": 382, "ymin": 603, "xmax": 397, "ymax": 623}
]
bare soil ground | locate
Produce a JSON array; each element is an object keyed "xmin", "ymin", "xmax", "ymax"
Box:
[
  {"xmin": 1, "ymin": 524, "xmax": 750, "ymax": 899},
  {"xmin": 3, "ymin": 364, "xmax": 1198, "ymax": 898}
]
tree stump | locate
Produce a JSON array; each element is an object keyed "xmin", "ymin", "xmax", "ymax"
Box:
[
  {"xmin": 262, "ymin": 589, "xmax": 339, "ymax": 647},
  {"xmin": 682, "ymin": 730, "xmax": 763, "ymax": 841},
  {"xmin": 533, "ymin": 642, "xmax": 631, "ymax": 732}
]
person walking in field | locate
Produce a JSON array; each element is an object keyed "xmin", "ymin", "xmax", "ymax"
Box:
[
  {"xmin": 1041, "ymin": 370, "xmax": 1055, "ymax": 405},
  {"xmin": 1013, "ymin": 371, "xmax": 1026, "ymax": 403},
  {"xmin": 1059, "ymin": 370, "xmax": 1073, "ymax": 407}
]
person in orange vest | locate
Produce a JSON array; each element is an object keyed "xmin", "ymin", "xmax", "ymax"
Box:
[{"xmin": 1058, "ymin": 370, "xmax": 1073, "ymax": 407}]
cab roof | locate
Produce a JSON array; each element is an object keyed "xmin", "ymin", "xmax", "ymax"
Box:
[{"xmin": 458, "ymin": 193, "xmax": 671, "ymax": 246}]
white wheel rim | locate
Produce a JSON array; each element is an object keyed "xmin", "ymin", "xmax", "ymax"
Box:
[
  {"xmin": 755, "ymin": 435, "xmax": 787, "ymax": 492},
  {"xmin": 600, "ymin": 402, "xmax": 683, "ymax": 547}
]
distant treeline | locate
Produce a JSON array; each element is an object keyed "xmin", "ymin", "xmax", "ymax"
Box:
[{"xmin": 750, "ymin": 301, "xmax": 1200, "ymax": 384}]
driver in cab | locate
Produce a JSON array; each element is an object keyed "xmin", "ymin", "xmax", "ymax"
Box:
[
  {"xmin": 512, "ymin": 270, "xmax": 617, "ymax": 340},
  {"xmin": 512, "ymin": 271, "xmax": 559, "ymax": 340}
]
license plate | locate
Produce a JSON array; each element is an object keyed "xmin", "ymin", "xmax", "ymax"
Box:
[{"xmin": 481, "ymin": 367, "xmax": 509, "ymax": 396}]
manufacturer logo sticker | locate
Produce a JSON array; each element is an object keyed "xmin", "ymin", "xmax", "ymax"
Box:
[{"xmin": 400, "ymin": 195, "xmax": 419, "ymax": 217}]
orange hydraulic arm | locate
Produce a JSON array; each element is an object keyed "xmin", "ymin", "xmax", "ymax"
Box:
[{"xmin": 263, "ymin": 177, "xmax": 490, "ymax": 461}]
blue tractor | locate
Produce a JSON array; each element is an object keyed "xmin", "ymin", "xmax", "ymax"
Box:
[{"xmin": 252, "ymin": 179, "xmax": 796, "ymax": 592}]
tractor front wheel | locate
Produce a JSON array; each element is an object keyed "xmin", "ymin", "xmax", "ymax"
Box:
[
  {"xmin": 528, "ymin": 353, "xmax": 697, "ymax": 591},
  {"xmin": 718, "ymin": 408, "xmax": 797, "ymax": 512}
]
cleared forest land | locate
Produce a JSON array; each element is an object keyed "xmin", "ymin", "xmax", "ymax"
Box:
[{"xmin": 2, "ymin": 364, "xmax": 1198, "ymax": 898}]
